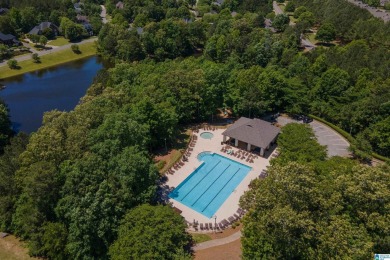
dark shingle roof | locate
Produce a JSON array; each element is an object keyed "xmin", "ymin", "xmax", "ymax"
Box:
[
  {"xmin": 0, "ymin": 32, "xmax": 15, "ymax": 41},
  {"xmin": 116, "ymin": 1, "xmax": 124, "ymax": 9},
  {"xmin": 0, "ymin": 8, "xmax": 9, "ymax": 15},
  {"xmin": 29, "ymin": 22, "xmax": 57, "ymax": 35},
  {"xmin": 222, "ymin": 117, "xmax": 280, "ymax": 149}
]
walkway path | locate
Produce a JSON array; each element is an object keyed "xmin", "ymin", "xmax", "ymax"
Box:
[
  {"xmin": 100, "ymin": 5, "xmax": 108, "ymax": 24},
  {"xmin": 273, "ymin": 1, "xmax": 284, "ymax": 15},
  {"xmin": 193, "ymin": 231, "xmax": 242, "ymax": 251},
  {"xmin": 0, "ymin": 38, "xmax": 97, "ymax": 68}
]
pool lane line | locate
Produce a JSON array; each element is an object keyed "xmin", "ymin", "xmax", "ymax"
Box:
[
  {"xmin": 201, "ymin": 167, "xmax": 241, "ymax": 213},
  {"xmin": 180, "ymin": 160, "xmax": 222, "ymax": 202},
  {"xmin": 190, "ymin": 164, "xmax": 231, "ymax": 207}
]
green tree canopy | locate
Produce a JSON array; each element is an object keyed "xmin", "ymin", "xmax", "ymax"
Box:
[
  {"xmin": 315, "ymin": 23, "xmax": 336, "ymax": 43},
  {"xmin": 240, "ymin": 159, "xmax": 389, "ymax": 259},
  {"xmin": 272, "ymin": 14, "xmax": 290, "ymax": 32},
  {"xmin": 275, "ymin": 123, "xmax": 327, "ymax": 164},
  {"xmin": 109, "ymin": 204, "xmax": 192, "ymax": 260}
]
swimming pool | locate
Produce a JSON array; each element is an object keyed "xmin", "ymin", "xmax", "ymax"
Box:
[
  {"xmin": 169, "ymin": 153, "xmax": 252, "ymax": 218},
  {"xmin": 200, "ymin": 132, "xmax": 214, "ymax": 139}
]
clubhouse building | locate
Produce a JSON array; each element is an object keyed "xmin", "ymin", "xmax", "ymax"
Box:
[{"xmin": 222, "ymin": 117, "xmax": 280, "ymax": 156}]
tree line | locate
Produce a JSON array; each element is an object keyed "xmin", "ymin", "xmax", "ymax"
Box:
[{"xmin": 240, "ymin": 123, "xmax": 389, "ymax": 258}]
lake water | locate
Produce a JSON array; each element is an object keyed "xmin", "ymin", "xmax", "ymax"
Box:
[{"xmin": 0, "ymin": 56, "xmax": 104, "ymax": 133}]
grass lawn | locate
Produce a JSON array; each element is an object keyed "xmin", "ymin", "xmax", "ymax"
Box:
[
  {"xmin": 0, "ymin": 41, "xmax": 96, "ymax": 79},
  {"xmin": 289, "ymin": 15, "xmax": 297, "ymax": 23},
  {"xmin": 278, "ymin": 3, "xmax": 285, "ymax": 11},
  {"xmin": 48, "ymin": 37, "xmax": 70, "ymax": 46},
  {"xmin": 0, "ymin": 235, "xmax": 38, "ymax": 260},
  {"xmin": 192, "ymin": 233, "xmax": 212, "ymax": 244},
  {"xmin": 306, "ymin": 33, "xmax": 318, "ymax": 44}
]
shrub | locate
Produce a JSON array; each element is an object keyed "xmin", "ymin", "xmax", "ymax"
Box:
[
  {"xmin": 7, "ymin": 59, "xmax": 18, "ymax": 69},
  {"xmin": 156, "ymin": 160, "xmax": 166, "ymax": 170},
  {"xmin": 71, "ymin": 44, "xmax": 80, "ymax": 54},
  {"xmin": 285, "ymin": 2, "xmax": 295, "ymax": 12},
  {"xmin": 32, "ymin": 53, "xmax": 40, "ymax": 63}
]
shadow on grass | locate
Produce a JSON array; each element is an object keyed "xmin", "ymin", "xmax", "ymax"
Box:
[{"xmin": 315, "ymin": 42, "xmax": 336, "ymax": 47}]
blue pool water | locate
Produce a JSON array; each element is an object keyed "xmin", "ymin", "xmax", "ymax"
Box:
[
  {"xmin": 169, "ymin": 153, "xmax": 252, "ymax": 218},
  {"xmin": 200, "ymin": 132, "xmax": 214, "ymax": 139}
]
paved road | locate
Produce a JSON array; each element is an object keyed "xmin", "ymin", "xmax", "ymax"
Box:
[
  {"xmin": 273, "ymin": 1, "xmax": 284, "ymax": 15},
  {"xmin": 193, "ymin": 231, "xmax": 241, "ymax": 251},
  {"xmin": 100, "ymin": 5, "xmax": 108, "ymax": 24},
  {"xmin": 346, "ymin": 0, "xmax": 390, "ymax": 22},
  {"xmin": 277, "ymin": 116, "xmax": 350, "ymax": 157},
  {"xmin": 0, "ymin": 38, "xmax": 97, "ymax": 68}
]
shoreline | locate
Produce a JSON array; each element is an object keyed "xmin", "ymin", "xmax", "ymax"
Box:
[{"xmin": 0, "ymin": 41, "xmax": 97, "ymax": 80}]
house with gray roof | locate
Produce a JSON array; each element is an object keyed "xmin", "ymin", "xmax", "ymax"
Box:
[
  {"xmin": 29, "ymin": 22, "xmax": 59, "ymax": 36},
  {"xmin": 222, "ymin": 117, "xmax": 280, "ymax": 156},
  {"xmin": 0, "ymin": 32, "xmax": 20, "ymax": 46},
  {"xmin": 116, "ymin": 1, "xmax": 124, "ymax": 9},
  {"xmin": 0, "ymin": 8, "xmax": 9, "ymax": 15}
]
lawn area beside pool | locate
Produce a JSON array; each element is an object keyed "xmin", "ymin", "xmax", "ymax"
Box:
[
  {"xmin": 164, "ymin": 128, "xmax": 276, "ymax": 229},
  {"xmin": 0, "ymin": 41, "xmax": 96, "ymax": 79}
]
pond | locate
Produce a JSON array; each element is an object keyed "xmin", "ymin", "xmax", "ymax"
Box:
[{"xmin": 0, "ymin": 56, "xmax": 105, "ymax": 133}]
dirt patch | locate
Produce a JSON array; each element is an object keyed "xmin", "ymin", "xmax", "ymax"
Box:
[
  {"xmin": 155, "ymin": 149, "xmax": 178, "ymax": 162},
  {"xmin": 194, "ymin": 238, "xmax": 241, "ymax": 260},
  {"xmin": 0, "ymin": 235, "xmax": 38, "ymax": 260}
]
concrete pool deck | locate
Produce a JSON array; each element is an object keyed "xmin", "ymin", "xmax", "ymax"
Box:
[{"xmin": 165, "ymin": 128, "xmax": 274, "ymax": 228}]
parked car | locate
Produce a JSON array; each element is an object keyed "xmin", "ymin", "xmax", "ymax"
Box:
[
  {"xmin": 292, "ymin": 114, "xmax": 304, "ymax": 121},
  {"xmin": 303, "ymin": 116, "xmax": 313, "ymax": 123}
]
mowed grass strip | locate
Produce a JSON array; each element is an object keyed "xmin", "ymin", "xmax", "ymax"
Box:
[
  {"xmin": 0, "ymin": 41, "xmax": 97, "ymax": 79},
  {"xmin": 192, "ymin": 233, "xmax": 212, "ymax": 244},
  {"xmin": 48, "ymin": 36, "xmax": 70, "ymax": 46}
]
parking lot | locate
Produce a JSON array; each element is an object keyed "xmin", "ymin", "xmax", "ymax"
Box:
[{"xmin": 277, "ymin": 116, "xmax": 350, "ymax": 157}]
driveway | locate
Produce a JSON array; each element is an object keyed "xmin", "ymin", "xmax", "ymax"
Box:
[
  {"xmin": 100, "ymin": 5, "xmax": 108, "ymax": 24},
  {"xmin": 273, "ymin": 1, "xmax": 284, "ymax": 15},
  {"xmin": 277, "ymin": 116, "xmax": 350, "ymax": 157},
  {"xmin": 346, "ymin": 0, "xmax": 390, "ymax": 22}
]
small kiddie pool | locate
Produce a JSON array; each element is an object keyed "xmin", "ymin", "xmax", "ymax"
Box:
[{"xmin": 200, "ymin": 132, "xmax": 214, "ymax": 139}]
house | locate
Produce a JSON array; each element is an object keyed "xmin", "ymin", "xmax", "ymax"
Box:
[
  {"xmin": 74, "ymin": 2, "xmax": 82, "ymax": 13},
  {"xmin": 116, "ymin": 1, "xmax": 124, "ymax": 9},
  {"xmin": 222, "ymin": 117, "xmax": 280, "ymax": 156},
  {"xmin": 29, "ymin": 22, "xmax": 59, "ymax": 36},
  {"xmin": 136, "ymin": 27, "xmax": 143, "ymax": 35},
  {"xmin": 213, "ymin": 0, "xmax": 225, "ymax": 6},
  {"xmin": 0, "ymin": 7, "xmax": 9, "ymax": 15},
  {"xmin": 76, "ymin": 14, "xmax": 89, "ymax": 23},
  {"xmin": 0, "ymin": 32, "xmax": 20, "ymax": 46},
  {"xmin": 83, "ymin": 23, "xmax": 93, "ymax": 36}
]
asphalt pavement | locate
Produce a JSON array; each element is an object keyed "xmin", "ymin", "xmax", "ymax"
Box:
[{"xmin": 277, "ymin": 116, "xmax": 350, "ymax": 157}]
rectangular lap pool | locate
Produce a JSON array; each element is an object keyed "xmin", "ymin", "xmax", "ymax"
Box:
[{"xmin": 169, "ymin": 152, "xmax": 252, "ymax": 218}]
